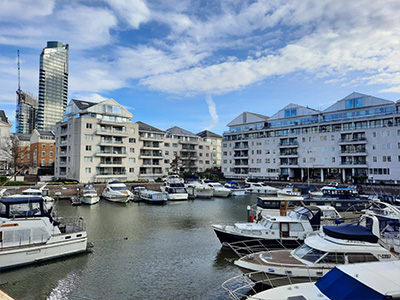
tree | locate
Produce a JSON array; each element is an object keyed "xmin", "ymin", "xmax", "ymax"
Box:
[
  {"xmin": 170, "ymin": 154, "xmax": 182, "ymax": 174},
  {"xmin": 9, "ymin": 135, "xmax": 30, "ymax": 179}
]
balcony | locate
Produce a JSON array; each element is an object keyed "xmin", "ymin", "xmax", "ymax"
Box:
[
  {"xmin": 279, "ymin": 151, "xmax": 298, "ymax": 157},
  {"xmin": 340, "ymin": 161, "xmax": 367, "ymax": 166},
  {"xmin": 278, "ymin": 142, "xmax": 298, "ymax": 148},
  {"xmin": 339, "ymin": 150, "xmax": 367, "ymax": 156},
  {"xmin": 96, "ymin": 151, "xmax": 127, "ymax": 157},
  {"xmin": 339, "ymin": 137, "xmax": 366, "ymax": 144},
  {"xmin": 139, "ymin": 152, "xmax": 163, "ymax": 158},
  {"xmin": 139, "ymin": 135, "xmax": 164, "ymax": 141},
  {"xmin": 96, "ymin": 128, "xmax": 128, "ymax": 137},
  {"xmin": 233, "ymin": 145, "xmax": 249, "ymax": 149},
  {"xmin": 99, "ymin": 140, "xmax": 123, "ymax": 145}
]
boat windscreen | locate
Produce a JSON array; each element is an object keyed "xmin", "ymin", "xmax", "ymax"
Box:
[{"xmin": 111, "ymin": 186, "xmax": 127, "ymax": 191}]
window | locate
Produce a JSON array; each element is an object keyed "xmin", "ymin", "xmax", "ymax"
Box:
[
  {"xmin": 129, "ymin": 168, "xmax": 134, "ymax": 173},
  {"xmin": 86, "ymin": 123, "xmax": 92, "ymax": 129},
  {"xmin": 130, "ymin": 148, "xmax": 135, "ymax": 153},
  {"xmin": 319, "ymin": 253, "xmax": 345, "ymax": 264},
  {"xmin": 347, "ymin": 253, "xmax": 378, "ymax": 263},
  {"xmin": 85, "ymin": 167, "xmax": 91, "ymax": 173},
  {"xmin": 129, "ymin": 158, "xmax": 136, "ymax": 163},
  {"xmin": 165, "ymin": 151, "xmax": 169, "ymax": 155},
  {"xmin": 42, "ymin": 144, "xmax": 46, "ymax": 148},
  {"xmin": 42, "ymin": 151, "xmax": 46, "ymax": 157},
  {"xmin": 41, "ymin": 159, "xmax": 45, "ymax": 166},
  {"xmin": 129, "ymin": 138, "xmax": 135, "ymax": 143},
  {"xmin": 84, "ymin": 156, "xmax": 93, "ymax": 162},
  {"xmin": 86, "ymin": 145, "xmax": 92, "ymax": 151},
  {"xmin": 173, "ymin": 143, "xmax": 178, "ymax": 147},
  {"xmin": 49, "ymin": 152, "xmax": 53, "ymax": 157},
  {"xmin": 165, "ymin": 143, "xmax": 170, "ymax": 147},
  {"xmin": 50, "ymin": 145, "xmax": 53, "ymax": 149},
  {"xmin": 289, "ymin": 223, "xmax": 304, "ymax": 232},
  {"xmin": 373, "ymin": 156, "xmax": 377, "ymax": 162},
  {"xmin": 284, "ymin": 108, "xmax": 297, "ymax": 117}
]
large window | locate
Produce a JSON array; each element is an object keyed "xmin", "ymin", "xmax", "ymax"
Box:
[{"xmin": 284, "ymin": 108, "xmax": 297, "ymax": 117}]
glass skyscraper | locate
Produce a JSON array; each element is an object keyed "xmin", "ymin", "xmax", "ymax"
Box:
[
  {"xmin": 16, "ymin": 90, "xmax": 38, "ymax": 134},
  {"xmin": 37, "ymin": 41, "xmax": 69, "ymax": 132}
]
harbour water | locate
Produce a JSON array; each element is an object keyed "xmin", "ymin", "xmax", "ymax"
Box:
[{"xmin": 0, "ymin": 195, "xmax": 259, "ymax": 300}]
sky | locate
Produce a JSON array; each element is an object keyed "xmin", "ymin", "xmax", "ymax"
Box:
[{"xmin": 0, "ymin": 0, "xmax": 399, "ymax": 135}]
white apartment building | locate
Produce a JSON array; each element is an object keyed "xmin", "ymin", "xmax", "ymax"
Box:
[
  {"xmin": 0, "ymin": 110, "xmax": 12, "ymax": 174},
  {"xmin": 197, "ymin": 130, "xmax": 223, "ymax": 169},
  {"xmin": 55, "ymin": 99, "xmax": 139, "ymax": 183},
  {"xmin": 222, "ymin": 92, "xmax": 400, "ymax": 183},
  {"xmin": 54, "ymin": 100, "xmax": 223, "ymax": 183}
]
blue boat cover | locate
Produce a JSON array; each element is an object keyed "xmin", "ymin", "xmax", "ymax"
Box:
[
  {"xmin": 323, "ymin": 224, "xmax": 378, "ymax": 243},
  {"xmin": 316, "ymin": 267, "xmax": 386, "ymax": 300},
  {"xmin": 0, "ymin": 197, "xmax": 44, "ymax": 204}
]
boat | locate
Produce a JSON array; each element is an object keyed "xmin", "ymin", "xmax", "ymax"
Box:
[
  {"xmin": 80, "ymin": 184, "xmax": 99, "ymax": 205},
  {"xmin": 212, "ymin": 206, "xmax": 323, "ymax": 248},
  {"xmin": 303, "ymin": 195, "xmax": 370, "ymax": 212},
  {"xmin": 250, "ymin": 196, "xmax": 342, "ymax": 224},
  {"xmin": 244, "ymin": 181, "xmax": 279, "ymax": 195},
  {"xmin": 0, "ymin": 196, "xmax": 88, "ymax": 270},
  {"xmin": 224, "ymin": 181, "xmax": 246, "ymax": 196},
  {"xmin": 233, "ymin": 213, "xmax": 398, "ymax": 285},
  {"xmin": 139, "ymin": 189, "xmax": 168, "ymax": 205},
  {"xmin": 131, "ymin": 186, "xmax": 147, "ymax": 201},
  {"xmin": 185, "ymin": 180, "xmax": 213, "ymax": 199},
  {"xmin": 222, "ymin": 261, "xmax": 400, "ymax": 300},
  {"xmin": 278, "ymin": 184, "xmax": 317, "ymax": 197},
  {"xmin": 160, "ymin": 175, "xmax": 188, "ymax": 201},
  {"xmin": 309, "ymin": 183, "xmax": 360, "ymax": 199},
  {"xmin": 101, "ymin": 180, "xmax": 131, "ymax": 203},
  {"xmin": 2, "ymin": 184, "xmax": 55, "ymax": 209},
  {"xmin": 204, "ymin": 181, "xmax": 231, "ymax": 197}
]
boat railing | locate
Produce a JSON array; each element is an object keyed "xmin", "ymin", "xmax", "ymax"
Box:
[
  {"xmin": 55, "ymin": 216, "xmax": 86, "ymax": 234},
  {"xmin": 222, "ymin": 271, "xmax": 314, "ymax": 300},
  {"xmin": 227, "ymin": 238, "xmax": 300, "ymax": 258}
]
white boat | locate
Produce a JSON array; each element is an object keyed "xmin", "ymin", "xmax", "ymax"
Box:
[
  {"xmin": 277, "ymin": 183, "xmax": 302, "ymax": 197},
  {"xmin": 204, "ymin": 181, "xmax": 231, "ymax": 197},
  {"xmin": 132, "ymin": 186, "xmax": 147, "ymax": 201},
  {"xmin": 233, "ymin": 213, "xmax": 397, "ymax": 285},
  {"xmin": 185, "ymin": 180, "xmax": 213, "ymax": 199},
  {"xmin": 225, "ymin": 181, "xmax": 246, "ymax": 196},
  {"xmin": 81, "ymin": 184, "xmax": 99, "ymax": 205},
  {"xmin": 212, "ymin": 206, "xmax": 323, "ymax": 248},
  {"xmin": 102, "ymin": 180, "xmax": 131, "ymax": 203},
  {"xmin": 0, "ymin": 196, "xmax": 87, "ymax": 270},
  {"xmin": 223, "ymin": 261, "xmax": 400, "ymax": 300},
  {"xmin": 245, "ymin": 181, "xmax": 279, "ymax": 195},
  {"xmin": 2, "ymin": 184, "xmax": 55, "ymax": 209},
  {"xmin": 161, "ymin": 175, "xmax": 188, "ymax": 201},
  {"xmin": 139, "ymin": 189, "xmax": 168, "ymax": 205}
]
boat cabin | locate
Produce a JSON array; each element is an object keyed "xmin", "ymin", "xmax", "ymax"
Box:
[
  {"xmin": 0, "ymin": 197, "xmax": 47, "ymax": 218},
  {"xmin": 256, "ymin": 196, "xmax": 305, "ymax": 216}
]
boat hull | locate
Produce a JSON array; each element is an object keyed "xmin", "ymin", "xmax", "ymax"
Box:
[
  {"xmin": 102, "ymin": 193, "xmax": 129, "ymax": 203},
  {"xmin": 212, "ymin": 190, "xmax": 231, "ymax": 197},
  {"xmin": 212, "ymin": 226, "xmax": 302, "ymax": 248},
  {"xmin": 81, "ymin": 196, "xmax": 100, "ymax": 205},
  {"xmin": 167, "ymin": 193, "xmax": 188, "ymax": 201},
  {"xmin": 0, "ymin": 234, "xmax": 87, "ymax": 270}
]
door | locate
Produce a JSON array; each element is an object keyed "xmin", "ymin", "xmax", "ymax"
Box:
[{"xmin": 280, "ymin": 222, "xmax": 289, "ymax": 237}]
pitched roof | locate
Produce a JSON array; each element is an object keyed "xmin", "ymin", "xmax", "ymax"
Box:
[
  {"xmin": 72, "ymin": 99, "xmax": 97, "ymax": 110},
  {"xmin": 166, "ymin": 126, "xmax": 198, "ymax": 137},
  {"xmin": 227, "ymin": 112, "xmax": 269, "ymax": 127},
  {"xmin": 197, "ymin": 130, "xmax": 222, "ymax": 139},
  {"xmin": 136, "ymin": 121, "xmax": 165, "ymax": 133},
  {"xmin": 0, "ymin": 110, "xmax": 9, "ymax": 123}
]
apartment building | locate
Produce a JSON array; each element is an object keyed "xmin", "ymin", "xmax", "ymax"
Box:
[
  {"xmin": 55, "ymin": 99, "xmax": 139, "ymax": 183},
  {"xmin": 0, "ymin": 110, "xmax": 12, "ymax": 174},
  {"xmin": 222, "ymin": 92, "xmax": 400, "ymax": 183},
  {"xmin": 197, "ymin": 130, "xmax": 223, "ymax": 169}
]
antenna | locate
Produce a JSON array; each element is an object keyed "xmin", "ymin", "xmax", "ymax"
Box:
[{"xmin": 17, "ymin": 49, "xmax": 21, "ymax": 92}]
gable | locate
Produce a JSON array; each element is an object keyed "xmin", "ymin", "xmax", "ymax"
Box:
[
  {"xmin": 227, "ymin": 112, "xmax": 268, "ymax": 127},
  {"xmin": 269, "ymin": 103, "xmax": 319, "ymax": 120},
  {"xmin": 323, "ymin": 93, "xmax": 394, "ymax": 113}
]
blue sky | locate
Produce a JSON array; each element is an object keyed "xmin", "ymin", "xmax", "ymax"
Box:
[{"xmin": 1, "ymin": 0, "xmax": 399, "ymax": 135}]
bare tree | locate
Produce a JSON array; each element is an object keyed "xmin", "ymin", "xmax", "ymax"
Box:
[
  {"xmin": 9, "ymin": 135, "xmax": 30, "ymax": 179},
  {"xmin": 170, "ymin": 154, "xmax": 182, "ymax": 174}
]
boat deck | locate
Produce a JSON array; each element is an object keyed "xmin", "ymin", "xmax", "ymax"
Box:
[{"xmin": 244, "ymin": 250, "xmax": 319, "ymax": 268}]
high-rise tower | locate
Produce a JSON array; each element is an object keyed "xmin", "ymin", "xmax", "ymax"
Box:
[{"xmin": 37, "ymin": 41, "xmax": 69, "ymax": 131}]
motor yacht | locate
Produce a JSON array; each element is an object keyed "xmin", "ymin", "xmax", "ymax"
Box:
[
  {"xmin": 224, "ymin": 181, "xmax": 246, "ymax": 196},
  {"xmin": 185, "ymin": 180, "xmax": 213, "ymax": 199},
  {"xmin": 161, "ymin": 175, "xmax": 188, "ymax": 201},
  {"xmin": 1, "ymin": 184, "xmax": 55, "ymax": 209},
  {"xmin": 0, "ymin": 196, "xmax": 87, "ymax": 270},
  {"xmin": 222, "ymin": 261, "xmax": 400, "ymax": 300},
  {"xmin": 204, "ymin": 181, "xmax": 231, "ymax": 197},
  {"xmin": 212, "ymin": 206, "xmax": 323, "ymax": 248},
  {"xmin": 81, "ymin": 184, "xmax": 99, "ymax": 205},
  {"xmin": 233, "ymin": 213, "xmax": 397, "ymax": 285},
  {"xmin": 244, "ymin": 181, "xmax": 279, "ymax": 195},
  {"xmin": 102, "ymin": 180, "xmax": 131, "ymax": 203}
]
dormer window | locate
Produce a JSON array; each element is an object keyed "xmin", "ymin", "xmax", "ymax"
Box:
[
  {"xmin": 285, "ymin": 108, "xmax": 297, "ymax": 117},
  {"xmin": 345, "ymin": 98, "xmax": 363, "ymax": 108}
]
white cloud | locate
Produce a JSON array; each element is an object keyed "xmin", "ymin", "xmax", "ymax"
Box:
[
  {"xmin": 204, "ymin": 95, "xmax": 219, "ymax": 130},
  {"xmin": 0, "ymin": 0, "xmax": 55, "ymax": 20},
  {"xmin": 105, "ymin": 0, "xmax": 151, "ymax": 29}
]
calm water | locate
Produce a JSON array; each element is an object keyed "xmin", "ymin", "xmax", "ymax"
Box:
[{"xmin": 0, "ymin": 195, "xmax": 260, "ymax": 300}]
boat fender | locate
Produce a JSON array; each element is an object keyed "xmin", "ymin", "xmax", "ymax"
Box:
[{"xmin": 250, "ymin": 214, "xmax": 254, "ymax": 223}]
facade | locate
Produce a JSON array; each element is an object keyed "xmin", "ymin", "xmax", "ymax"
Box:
[
  {"xmin": 37, "ymin": 41, "xmax": 69, "ymax": 132},
  {"xmin": 0, "ymin": 111, "xmax": 12, "ymax": 174},
  {"xmin": 137, "ymin": 121, "xmax": 165, "ymax": 180},
  {"xmin": 222, "ymin": 93, "xmax": 400, "ymax": 183},
  {"xmin": 55, "ymin": 99, "xmax": 139, "ymax": 183},
  {"xmin": 197, "ymin": 130, "xmax": 223, "ymax": 169},
  {"xmin": 16, "ymin": 90, "xmax": 38, "ymax": 135}
]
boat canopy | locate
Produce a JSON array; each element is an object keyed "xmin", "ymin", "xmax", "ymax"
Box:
[
  {"xmin": 316, "ymin": 266, "xmax": 388, "ymax": 300},
  {"xmin": 0, "ymin": 197, "xmax": 46, "ymax": 218},
  {"xmin": 323, "ymin": 224, "xmax": 378, "ymax": 243}
]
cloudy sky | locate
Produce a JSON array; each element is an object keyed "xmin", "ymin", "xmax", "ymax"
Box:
[{"xmin": 0, "ymin": 0, "xmax": 399, "ymax": 134}]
